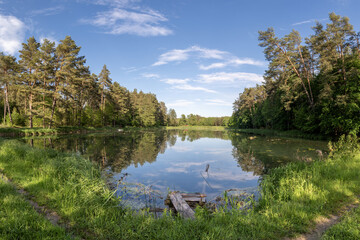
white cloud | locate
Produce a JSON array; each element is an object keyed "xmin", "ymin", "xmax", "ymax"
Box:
[
  {"xmin": 197, "ymin": 72, "xmax": 263, "ymax": 84},
  {"xmin": 200, "ymin": 58, "xmax": 265, "ymax": 70},
  {"xmin": 292, "ymin": 18, "xmax": 327, "ymax": 26},
  {"xmin": 142, "ymin": 73, "xmax": 160, "ymax": 78},
  {"xmin": 173, "ymin": 84, "xmax": 216, "ymax": 93},
  {"xmin": 153, "ymin": 46, "xmax": 228, "ymax": 66},
  {"xmin": 30, "ymin": 6, "xmax": 64, "ymax": 16},
  {"xmin": 199, "ymin": 62, "xmax": 227, "ymax": 70},
  {"xmin": 92, "ymin": 0, "xmax": 140, "ymax": 6},
  {"xmin": 161, "ymin": 78, "xmax": 190, "ymax": 85},
  {"xmin": 82, "ymin": 1, "xmax": 172, "ymax": 36},
  {"xmin": 205, "ymin": 99, "xmax": 232, "ymax": 106},
  {"xmin": 153, "ymin": 45, "xmax": 264, "ymax": 70},
  {"xmin": 153, "ymin": 49, "xmax": 192, "ymax": 66},
  {"xmin": 161, "ymin": 77, "xmax": 216, "ymax": 93},
  {"xmin": 0, "ymin": 14, "xmax": 25, "ymax": 55},
  {"xmin": 167, "ymin": 100, "xmax": 195, "ymax": 107}
]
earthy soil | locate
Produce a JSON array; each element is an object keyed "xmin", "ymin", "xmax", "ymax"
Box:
[{"xmin": 287, "ymin": 200, "xmax": 360, "ymax": 240}]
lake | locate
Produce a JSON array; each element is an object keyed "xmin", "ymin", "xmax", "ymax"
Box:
[{"xmin": 18, "ymin": 129, "xmax": 328, "ymax": 209}]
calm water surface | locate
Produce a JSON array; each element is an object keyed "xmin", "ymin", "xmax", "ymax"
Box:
[{"xmin": 19, "ymin": 129, "xmax": 328, "ymax": 208}]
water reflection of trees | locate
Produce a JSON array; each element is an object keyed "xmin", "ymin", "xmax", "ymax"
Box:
[
  {"xmin": 22, "ymin": 130, "xmax": 232, "ymax": 173},
  {"xmin": 21, "ymin": 130, "xmax": 322, "ymax": 176}
]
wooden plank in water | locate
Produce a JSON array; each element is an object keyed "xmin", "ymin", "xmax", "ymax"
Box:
[
  {"xmin": 169, "ymin": 192, "xmax": 195, "ymax": 219},
  {"xmin": 182, "ymin": 196, "xmax": 202, "ymax": 202},
  {"xmin": 180, "ymin": 193, "xmax": 207, "ymax": 198}
]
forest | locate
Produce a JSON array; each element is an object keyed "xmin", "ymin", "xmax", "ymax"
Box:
[
  {"xmin": 0, "ymin": 35, "xmax": 231, "ymax": 129},
  {"xmin": 0, "ymin": 36, "xmax": 172, "ymax": 128},
  {"xmin": 229, "ymin": 13, "xmax": 360, "ymax": 136}
]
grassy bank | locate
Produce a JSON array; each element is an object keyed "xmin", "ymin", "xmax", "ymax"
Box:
[
  {"xmin": 230, "ymin": 128, "xmax": 329, "ymax": 140},
  {"xmin": 322, "ymin": 206, "xmax": 360, "ymax": 239},
  {"xmin": 0, "ymin": 135, "xmax": 359, "ymax": 239},
  {"xmin": 0, "ymin": 176, "xmax": 72, "ymax": 239},
  {"xmin": 0, "ymin": 126, "xmax": 121, "ymax": 137}
]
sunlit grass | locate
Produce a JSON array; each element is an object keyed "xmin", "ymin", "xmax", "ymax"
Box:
[
  {"xmin": 0, "ymin": 135, "xmax": 359, "ymax": 239},
  {"xmin": 322, "ymin": 206, "xmax": 360, "ymax": 240},
  {"xmin": 0, "ymin": 177, "xmax": 73, "ymax": 240}
]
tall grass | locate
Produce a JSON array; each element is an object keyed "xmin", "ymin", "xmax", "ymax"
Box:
[
  {"xmin": 0, "ymin": 177, "xmax": 72, "ymax": 239},
  {"xmin": 0, "ymin": 135, "xmax": 359, "ymax": 239}
]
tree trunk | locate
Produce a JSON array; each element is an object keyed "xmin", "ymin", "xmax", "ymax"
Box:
[
  {"xmin": 29, "ymin": 92, "xmax": 33, "ymax": 128},
  {"xmin": 3, "ymin": 90, "xmax": 6, "ymax": 125},
  {"xmin": 49, "ymin": 80, "xmax": 59, "ymax": 129},
  {"xmin": 43, "ymin": 78, "xmax": 46, "ymax": 128},
  {"xmin": 5, "ymin": 84, "xmax": 13, "ymax": 124},
  {"xmin": 49, "ymin": 97, "xmax": 56, "ymax": 129}
]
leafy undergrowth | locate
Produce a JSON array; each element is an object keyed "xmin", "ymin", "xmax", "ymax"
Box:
[
  {"xmin": 0, "ymin": 177, "xmax": 72, "ymax": 240},
  {"xmin": 321, "ymin": 206, "xmax": 360, "ymax": 240},
  {"xmin": 0, "ymin": 135, "xmax": 359, "ymax": 239}
]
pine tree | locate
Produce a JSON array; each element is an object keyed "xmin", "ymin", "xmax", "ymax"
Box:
[
  {"xmin": 19, "ymin": 37, "xmax": 41, "ymax": 128},
  {"xmin": 0, "ymin": 53, "xmax": 19, "ymax": 125}
]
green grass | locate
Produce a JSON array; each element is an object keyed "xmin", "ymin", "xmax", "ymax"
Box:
[
  {"xmin": 321, "ymin": 206, "xmax": 360, "ymax": 239},
  {"xmin": 0, "ymin": 176, "xmax": 72, "ymax": 240},
  {"xmin": 0, "ymin": 135, "xmax": 359, "ymax": 239},
  {"xmin": 230, "ymin": 128, "xmax": 329, "ymax": 140}
]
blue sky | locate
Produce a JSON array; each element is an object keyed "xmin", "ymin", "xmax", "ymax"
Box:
[{"xmin": 0, "ymin": 0, "xmax": 359, "ymax": 117}]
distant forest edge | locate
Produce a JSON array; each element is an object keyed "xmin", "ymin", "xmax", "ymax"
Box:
[{"xmin": 229, "ymin": 13, "xmax": 360, "ymax": 136}]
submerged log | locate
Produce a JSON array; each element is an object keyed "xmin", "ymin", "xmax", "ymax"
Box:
[{"xmin": 169, "ymin": 192, "xmax": 195, "ymax": 219}]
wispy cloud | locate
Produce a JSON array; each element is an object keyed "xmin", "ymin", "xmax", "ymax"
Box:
[
  {"xmin": 161, "ymin": 77, "xmax": 216, "ymax": 93},
  {"xmin": 153, "ymin": 46, "xmax": 228, "ymax": 66},
  {"xmin": 30, "ymin": 6, "xmax": 64, "ymax": 16},
  {"xmin": 205, "ymin": 99, "xmax": 232, "ymax": 106},
  {"xmin": 197, "ymin": 72, "xmax": 263, "ymax": 84},
  {"xmin": 142, "ymin": 73, "xmax": 160, "ymax": 78},
  {"xmin": 173, "ymin": 84, "xmax": 216, "ymax": 93},
  {"xmin": 153, "ymin": 45, "xmax": 264, "ymax": 70},
  {"xmin": 0, "ymin": 14, "xmax": 26, "ymax": 55},
  {"xmin": 292, "ymin": 18, "xmax": 327, "ymax": 26},
  {"xmin": 199, "ymin": 58, "xmax": 265, "ymax": 70},
  {"xmin": 167, "ymin": 100, "xmax": 195, "ymax": 107},
  {"xmin": 81, "ymin": 0, "xmax": 172, "ymax": 36},
  {"xmin": 161, "ymin": 78, "xmax": 190, "ymax": 85}
]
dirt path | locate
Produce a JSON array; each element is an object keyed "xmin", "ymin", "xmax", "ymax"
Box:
[
  {"xmin": 0, "ymin": 171, "xmax": 81, "ymax": 239},
  {"xmin": 287, "ymin": 200, "xmax": 360, "ymax": 240}
]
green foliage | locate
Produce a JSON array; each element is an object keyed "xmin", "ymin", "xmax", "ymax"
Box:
[
  {"xmin": 176, "ymin": 114, "xmax": 230, "ymax": 127},
  {"xmin": 231, "ymin": 13, "xmax": 360, "ymax": 137},
  {"xmin": 0, "ymin": 37, "xmax": 168, "ymax": 129}
]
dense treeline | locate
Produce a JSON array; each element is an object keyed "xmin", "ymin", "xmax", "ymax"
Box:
[
  {"xmin": 0, "ymin": 36, "xmax": 171, "ymax": 128},
  {"xmin": 171, "ymin": 114, "xmax": 230, "ymax": 126},
  {"xmin": 229, "ymin": 13, "xmax": 360, "ymax": 136}
]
